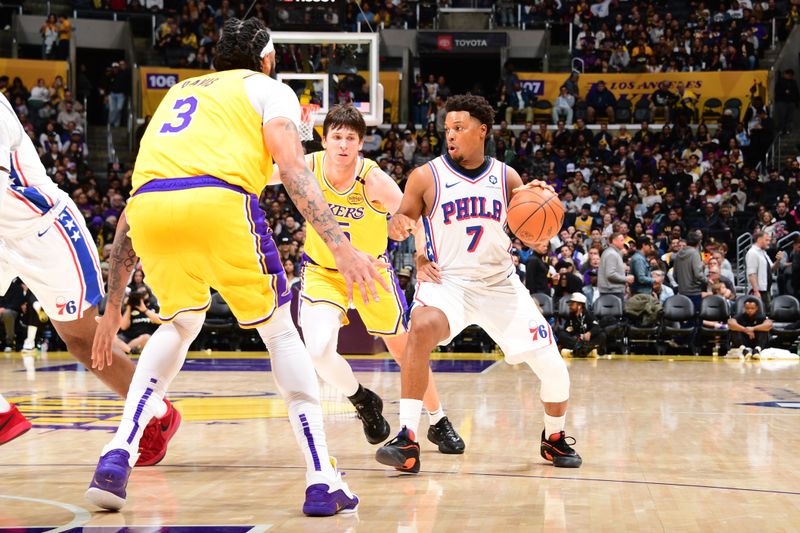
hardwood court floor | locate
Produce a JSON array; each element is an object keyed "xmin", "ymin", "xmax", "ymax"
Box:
[{"xmin": 1, "ymin": 350, "xmax": 799, "ymax": 532}]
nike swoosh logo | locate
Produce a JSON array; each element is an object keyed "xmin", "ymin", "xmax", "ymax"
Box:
[
  {"xmin": 37, "ymin": 227, "xmax": 50, "ymax": 237},
  {"xmin": 445, "ymin": 182, "xmax": 459, "ymax": 188}
]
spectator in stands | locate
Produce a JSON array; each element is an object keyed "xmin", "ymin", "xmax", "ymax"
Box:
[
  {"xmin": 629, "ymin": 236, "xmax": 655, "ymax": 295},
  {"xmin": 284, "ymin": 259, "xmax": 300, "ymax": 288},
  {"xmin": 526, "ymin": 241, "xmax": 550, "ymax": 295},
  {"xmin": 746, "ymin": 231, "xmax": 783, "ymax": 310},
  {"xmin": 728, "ymin": 297, "xmax": 773, "ymax": 354},
  {"xmin": 774, "ymin": 69, "xmax": 799, "ymax": 135},
  {"xmin": 598, "ymin": 231, "xmax": 631, "ymax": 302},
  {"xmin": 108, "ymin": 60, "xmax": 131, "ymax": 127},
  {"xmin": 651, "ymin": 270, "xmax": 674, "ymax": 304},
  {"xmin": 608, "ymin": 43, "xmax": 630, "ymax": 72},
  {"xmin": 552, "ymin": 85, "xmax": 575, "ymax": 126},
  {"xmin": 650, "ymin": 81, "xmax": 676, "ymax": 123},
  {"xmin": 673, "ymin": 230, "xmax": 707, "ymax": 312},
  {"xmin": 556, "ymin": 292, "xmax": 604, "ymax": 358},
  {"xmin": 585, "ymin": 80, "xmax": 616, "ymax": 123},
  {"xmin": 40, "ymin": 14, "xmax": 58, "ymax": 59},
  {"xmin": 57, "ymin": 100, "xmax": 83, "ymax": 131},
  {"xmin": 412, "ymin": 139, "xmax": 435, "ymax": 167},
  {"xmin": 563, "ymin": 71, "xmax": 580, "ymax": 100},
  {"xmin": 396, "ymin": 266, "xmax": 415, "ymax": 306},
  {"xmin": 57, "ymin": 15, "xmax": 72, "ymax": 60},
  {"xmin": 0, "ymin": 279, "xmax": 24, "ymax": 352}
]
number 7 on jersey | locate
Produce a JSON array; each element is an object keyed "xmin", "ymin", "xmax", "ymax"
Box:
[{"xmin": 465, "ymin": 225, "xmax": 484, "ymax": 253}]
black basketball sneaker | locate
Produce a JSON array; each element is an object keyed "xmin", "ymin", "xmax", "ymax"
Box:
[
  {"xmin": 427, "ymin": 416, "xmax": 466, "ymax": 454},
  {"xmin": 375, "ymin": 426, "xmax": 421, "ymax": 473},
  {"xmin": 349, "ymin": 386, "xmax": 391, "ymax": 445},
  {"xmin": 540, "ymin": 430, "xmax": 583, "ymax": 467}
]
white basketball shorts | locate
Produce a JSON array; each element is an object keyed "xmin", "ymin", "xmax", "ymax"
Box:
[
  {"xmin": 0, "ymin": 198, "xmax": 105, "ymax": 322},
  {"xmin": 411, "ymin": 273, "xmax": 554, "ymax": 363}
]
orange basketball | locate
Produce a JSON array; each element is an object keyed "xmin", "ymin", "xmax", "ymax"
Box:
[{"xmin": 507, "ymin": 186, "xmax": 565, "ymax": 244}]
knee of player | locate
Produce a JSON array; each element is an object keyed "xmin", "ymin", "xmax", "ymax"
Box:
[
  {"xmin": 304, "ymin": 334, "xmax": 336, "ymax": 360},
  {"xmin": 409, "ymin": 311, "xmax": 449, "ymax": 344}
]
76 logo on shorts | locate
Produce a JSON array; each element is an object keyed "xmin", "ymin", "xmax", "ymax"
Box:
[
  {"xmin": 55, "ymin": 297, "xmax": 77, "ymax": 316},
  {"xmin": 529, "ymin": 321, "xmax": 549, "ymax": 341}
]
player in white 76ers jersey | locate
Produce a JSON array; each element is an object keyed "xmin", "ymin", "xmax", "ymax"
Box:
[
  {"xmin": 0, "ymin": 93, "xmax": 179, "ymax": 460},
  {"xmin": 375, "ymin": 95, "xmax": 582, "ymax": 473}
]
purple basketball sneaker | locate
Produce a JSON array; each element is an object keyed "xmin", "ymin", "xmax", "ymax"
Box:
[
  {"xmin": 85, "ymin": 449, "xmax": 133, "ymax": 511},
  {"xmin": 302, "ymin": 458, "xmax": 359, "ymax": 517}
]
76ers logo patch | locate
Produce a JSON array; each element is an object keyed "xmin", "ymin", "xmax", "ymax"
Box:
[
  {"xmin": 529, "ymin": 321, "xmax": 550, "ymax": 341},
  {"xmin": 489, "ymin": 175, "xmax": 498, "ymax": 184},
  {"xmin": 55, "ymin": 297, "xmax": 77, "ymax": 315}
]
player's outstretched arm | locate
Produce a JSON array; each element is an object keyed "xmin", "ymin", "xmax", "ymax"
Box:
[
  {"xmin": 263, "ymin": 118, "xmax": 389, "ymax": 304},
  {"xmin": 92, "ymin": 210, "xmax": 139, "ymax": 370},
  {"xmin": 387, "ymin": 165, "xmax": 429, "ymax": 242}
]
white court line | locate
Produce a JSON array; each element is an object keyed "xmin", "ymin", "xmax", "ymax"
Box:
[
  {"xmin": 247, "ymin": 526, "xmax": 273, "ymax": 532},
  {"xmin": 0, "ymin": 494, "xmax": 91, "ymax": 532}
]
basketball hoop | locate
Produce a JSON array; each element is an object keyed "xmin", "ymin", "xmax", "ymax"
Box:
[{"xmin": 299, "ymin": 104, "xmax": 320, "ymax": 142}]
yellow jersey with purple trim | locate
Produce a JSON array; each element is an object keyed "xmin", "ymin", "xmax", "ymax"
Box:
[
  {"xmin": 302, "ymin": 151, "xmax": 387, "ymax": 269},
  {"xmin": 132, "ymin": 69, "xmax": 297, "ymax": 196}
]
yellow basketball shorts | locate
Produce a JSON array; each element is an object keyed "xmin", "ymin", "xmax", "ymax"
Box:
[
  {"xmin": 126, "ymin": 176, "xmax": 290, "ymax": 328},
  {"xmin": 299, "ymin": 260, "xmax": 408, "ymax": 336}
]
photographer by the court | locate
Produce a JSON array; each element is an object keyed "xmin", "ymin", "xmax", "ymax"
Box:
[{"xmin": 118, "ymin": 288, "xmax": 161, "ymax": 353}]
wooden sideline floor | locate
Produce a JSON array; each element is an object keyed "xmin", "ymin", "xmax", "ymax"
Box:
[{"xmin": 1, "ymin": 350, "xmax": 799, "ymax": 532}]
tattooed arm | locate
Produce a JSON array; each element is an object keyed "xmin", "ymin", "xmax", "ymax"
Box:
[
  {"xmin": 92, "ymin": 209, "xmax": 138, "ymax": 370},
  {"xmin": 263, "ymin": 117, "xmax": 389, "ymax": 304}
]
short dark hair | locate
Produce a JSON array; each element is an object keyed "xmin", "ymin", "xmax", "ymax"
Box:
[
  {"xmin": 445, "ymin": 94, "xmax": 495, "ymax": 129},
  {"xmin": 686, "ymin": 230, "xmax": 702, "ymax": 247},
  {"xmin": 637, "ymin": 236, "xmax": 652, "ymax": 248},
  {"xmin": 323, "ymin": 104, "xmax": 367, "ymax": 139},
  {"xmin": 214, "ymin": 17, "xmax": 270, "ymax": 72}
]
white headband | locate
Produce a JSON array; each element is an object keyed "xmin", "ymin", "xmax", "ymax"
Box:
[{"xmin": 259, "ymin": 38, "xmax": 274, "ymax": 58}]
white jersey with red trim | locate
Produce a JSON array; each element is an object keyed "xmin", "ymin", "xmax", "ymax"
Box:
[
  {"xmin": 422, "ymin": 155, "xmax": 513, "ymax": 281},
  {"xmin": 0, "ymin": 92, "xmax": 67, "ymax": 235}
]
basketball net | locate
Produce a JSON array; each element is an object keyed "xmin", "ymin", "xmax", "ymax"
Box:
[{"xmin": 299, "ymin": 104, "xmax": 319, "ymax": 142}]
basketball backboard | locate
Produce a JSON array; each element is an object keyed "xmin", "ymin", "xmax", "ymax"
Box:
[{"xmin": 270, "ymin": 32, "xmax": 383, "ymax": 127}]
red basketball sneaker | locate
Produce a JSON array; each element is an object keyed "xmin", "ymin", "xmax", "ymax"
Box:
[
  {"xmin": 0, "ymin": 404, "xmax": 33, "ymax": 446},
  {"xmin": 136, "ymin": 399, "xmax": 181, "ymax": 466}
]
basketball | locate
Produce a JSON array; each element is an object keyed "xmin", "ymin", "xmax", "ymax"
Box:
[{"xmin": 506, "ymin": 186, "xmax": 565, "ymax": 244}]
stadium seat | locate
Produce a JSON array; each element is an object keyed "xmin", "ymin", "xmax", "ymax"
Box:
[
  {"xmin": 698, "ymin": 295, "xmax": 731, "ymax": 353},
  {"xmin": 592, "ymin": 294, "xmax": 626, "ymax": 354},
  {"xmin": 661, "ymin": 295, "xmax": 695, "ymax": 352},
  {"xmin": 701, "ymin": 98, "xmax": 723, "ymax": 123},
  {"xmin": 768, "ymin": 295, "xmax": 800, "ymax": 348},
  {"xmin": 615, "ymin": 97, "xmax": 632, "ymax": 124},
  {"xmin": 573, "ymin": 100, "xmax": 588, "ymax": 122},
  {"xmin": 198, "ymin": 292, "xmax": 239, "ymax": 351},
  {"xmin": 557, "ymin": 296, "xmax": 571, "ymax": 319},
  {"xmin": 533, "ymin": 293, "xmax": 554, "ymax": 320},
  {"xmin": 633, "ymin": 96, "xmax": 651, "ymax": 123},
  {"xmin": 532, "ymin": 100, "xmax": 553, "ymax": 123},
  {"xmin": 626, "ymin": 304, "xmax": 662, "ymax": 354}
]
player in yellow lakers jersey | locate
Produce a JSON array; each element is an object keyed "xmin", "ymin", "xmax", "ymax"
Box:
[
  {"xmin": 297, "ymin": 105, "xmax": 465, "ymax": 453},
  {"xmin": 87, "ymin": 18, "xmax": 386, "ymax": 517}
]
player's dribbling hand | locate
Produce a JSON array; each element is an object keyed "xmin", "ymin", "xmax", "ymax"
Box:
[
  {"xmin": 416, "ymin": 255, "xmax": 442, "ymax": 284},
  {"xmin": 334, "ymin": 244, "xmax": 391, "ymax": 305},
  {"xmin": 513, "ymin": 179, "xmax": 556, "ymax": 195},
  {"xmin": 92, "ymin": 310, "xmax": 122, "ymax": 370},
  {"xmin": 388, "ymin": 213, "xmax": 416, "ymax": 241}
]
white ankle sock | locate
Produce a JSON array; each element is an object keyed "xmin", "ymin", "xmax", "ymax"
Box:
[
  {"xmin": 544, "ymin": 414, "xmax": 566, "ymax": 438},
  {"xmin": 0, "ymin": 393, "xmax": 10, "ymax": 413},
  {"xmin": 399, "ymin": 398, "xmax": 424, "ymax": 437},
  {"xmin": 103, "ymin": 314, "xmax": 204, "ymax": 465},
  {"xmin": 259, "ymin": 307, "xmax": 335, "ymax": 485},
  {"xmin": 25, "ymin": 326, "xmax": 37, "ymax": 344},
  {"xmin": 428, "ymin": 406, "xmax": 445, "ymax": 426}
]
